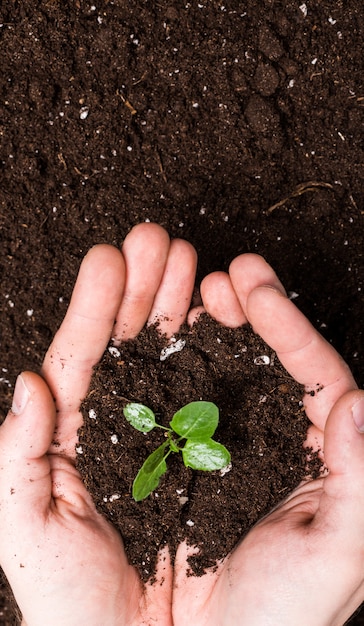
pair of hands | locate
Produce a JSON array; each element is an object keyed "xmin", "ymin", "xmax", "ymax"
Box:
[{"xmin": 0, "ymin": 222, "xmax": 363, "ymax": 626}]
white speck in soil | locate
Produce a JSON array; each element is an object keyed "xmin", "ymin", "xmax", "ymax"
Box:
[
  {"xmin": 254, "ymin": 355, "xmax": 271, "ymax": 365},
  {"xmin": 108, "ymin": 346, "xmax": 121, "ymax": 358},
  {"xmin": 109, "ymin": 494, "xmax": 121, "ymax": 502},
  {"xmin": 299, "ymin": 4, "xmax": 308, "ymax": 17},
  {"xmin": 79, "ymin": 106, "xmax": 89, "ymax": 119},
  {"xmin": 288, "ymin": 291, "xmax": 299, "ymax": 300},
  {"xmin": 219, "ymin": 462, "xmax": 232, "ymax": 477},
  {"xmin": 160, "ymin": 338, "xmax": 186, "ymax": 361}
]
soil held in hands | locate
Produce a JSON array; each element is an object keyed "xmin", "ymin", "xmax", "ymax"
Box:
[{"xmin": 77, "ymin": 315, "xmax": 322, "ymax": 582}]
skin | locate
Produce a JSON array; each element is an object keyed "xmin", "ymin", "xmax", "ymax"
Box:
[{"xmin": 0, "ymin": 223, "xmax": 363, "ymax": 625}]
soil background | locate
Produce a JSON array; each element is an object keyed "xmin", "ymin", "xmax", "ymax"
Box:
[{"xmin": 0, "ymin": 0, "xmax": 363, "ymax": 623}]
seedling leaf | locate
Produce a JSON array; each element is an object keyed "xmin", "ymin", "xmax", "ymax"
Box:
[
  {"xmin": 170, "ymin": 401, "xmax": 219, "ymax": 440},
  {"xmin": 182, "ymin": 438, "xmax": 231, "ymax": 471},
  {"xmin": 132, "ymin": 442, "xmax": 169, "ymax": 501},
  {"xmin": 123, "ymin": 403, "xmax": 156, "ymax": 433},
  {"xmin": 124, "ymin": 399, "xmax": 231, "ymax": 501}
]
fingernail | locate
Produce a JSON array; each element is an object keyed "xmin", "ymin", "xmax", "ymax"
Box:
[
  {"xmin": 352, "ymin": 397, "xmax": 364, "ymax": 433},
  {"xmin": 11, "ymin": 374, "xmax": 30, "ymax": 415}
]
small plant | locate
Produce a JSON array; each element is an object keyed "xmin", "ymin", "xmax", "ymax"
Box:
[{"xmin": 123, "ymin": 401, "xmax": 231, "ymax": 501}]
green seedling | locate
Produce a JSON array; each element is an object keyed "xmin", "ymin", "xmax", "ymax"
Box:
[{"xmin": 123, "ymin": 401, "xmax": 231, "ymax": 501}]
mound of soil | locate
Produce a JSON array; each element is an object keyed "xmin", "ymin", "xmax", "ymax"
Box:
[{"xmin": 77, "ymin": 316, "xmax": 322, "ymax": 581}]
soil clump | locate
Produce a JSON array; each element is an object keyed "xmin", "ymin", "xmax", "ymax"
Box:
[{"xmin": 77, "ymin": 317, "xmax": 322, "ymax": 581}]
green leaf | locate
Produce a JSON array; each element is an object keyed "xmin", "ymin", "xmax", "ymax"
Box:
[
  {"xmin": 123, "ymin": 403, "xmax": 156, "ymax": 433},
  {"xmin": 170, "ymin": 401, "xmax": 219, "ymax": 440},
  {"xmin": 132, "ymin": 442, "xmax": 169, "ymax": 501},
  {"xmin": 182, "ymin": 438, "xmax": 231, "ymax": 471}
]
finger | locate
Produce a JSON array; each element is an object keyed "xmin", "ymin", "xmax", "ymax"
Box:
[
  {"xmin": 200, "ymin": 254, "xmax": 285, "ymax": 327},
  {"xmin": 42, "ymin": 244, "xmax": 125, "ymax": 453},
  {"xmin": 187, "ymin": 305, "xmax": 205, "ymax": 327},
  {"xmin": 246, "ymin": 286, "xmax": 357, "ymax": 430},
  {"xmin": 0, "ymin": 372, "xmax": 55, "ymax": 516},
  {"xmin": 200, "ymin": 271, "xmax": 247, "ymax": 327},
  {"xmin": 173, "ymin": 540, "xmax": 224, "ymax": 622},
  {"xmin": 148, "ymin": 239, "xmax": 197, "ymax": 337},
  {"xmin": 315, "ymin": 391, "xmax": 364, "ymax": 539},
  {"xmin": 305, "ymin": 424, "xmax": 324, "ymax": 455},
  {"xmin": 229, "ymin": 253, "xmax": 286, "ymax": 314},
  {"xmin": 113, "ymin": 223, "xmax": 171, "ymax": 342},
  {"xmin": 49, "ymin": 454, "xmax": 99, "ymax": 512},
  {"xmin": 143, "ymin": 546, "xmax": 173, "ymax": 623}
]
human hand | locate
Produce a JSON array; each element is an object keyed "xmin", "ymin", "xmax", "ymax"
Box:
[
  {"xmin": 4, "ymin": 232, "xmax": 361, "ymax": 626},
  {"xmin": 172, "ymin": 254, "xmax": 364, "ymax": 626},
  {"xmin": 0, "ymin": 223, "xmax": 197, "ymax": 626}
]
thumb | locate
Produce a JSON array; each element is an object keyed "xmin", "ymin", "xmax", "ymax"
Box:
[
  {"xmin": 1, "ymin": 372, "xmax": 56, "ymax": 458},
  {"xmin": 318, "ymin": 389, "xmax": 364, "ymax": 533},
  {"xmin": 0, "ymin": 372, "xmax": 56, "ymax": 512}
]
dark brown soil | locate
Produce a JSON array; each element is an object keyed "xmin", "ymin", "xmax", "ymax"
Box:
[
  {"xmin": 77, "ymin": 317, "xmax": 321, "ymax": 581},
  {"xmin": 0, "ymin": 0, "xmax": 363, "ymax": 623}
]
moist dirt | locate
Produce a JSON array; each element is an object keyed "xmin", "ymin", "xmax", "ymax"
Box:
[
  {"xmin": 0, "ymin": 1, "xmax": 363, "ymax": 623},
  {"xmin": 77, "ymin": 318, "xmax": 321, "ymax": 581}
]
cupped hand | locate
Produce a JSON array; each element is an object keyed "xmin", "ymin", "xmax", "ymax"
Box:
[
  {"xmin": 0, "ymin": 223, "xmax": 197, "ymax": 626},
  {"xmin": 3, "ymin": 231, "xmax": 363, "ymax": 626},
  {"xmin": 173, "ymin": 254, "xmax": 364, "ymax": 626}
]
